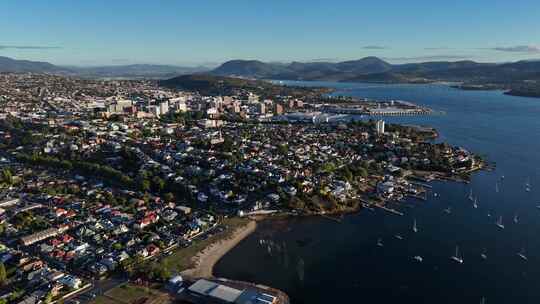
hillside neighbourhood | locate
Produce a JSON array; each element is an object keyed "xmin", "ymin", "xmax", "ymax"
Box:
[{"xmin": 0, "ymin": 72, "xmax": 482, "ymax": 304}]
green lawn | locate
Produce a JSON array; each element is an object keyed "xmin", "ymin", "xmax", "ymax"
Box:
[{"xmin": 91, "ymin": 284, "xmax": 165, "ymax": 304}]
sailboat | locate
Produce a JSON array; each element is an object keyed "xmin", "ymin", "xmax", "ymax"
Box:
[
  {"xmin": 496, "ymin": 216, "xmax": 505, "ymax": 229},
  {"xmin": 450, "ymin": 245, "xmax": 464, "ymax": 264},
  {"xmin": 473, "ymin": 198, "xmax": 478, "ymax": 209},
  {"xmin": 517, "ymin": 248, "xmax": 528, "ymax": 261},
  {"xmin": 480, "ymin": 248, "xmax": 487, "ymax": 260},
  {"xmin": 412, "ymin": 219, "xmax": 418, "ymax": 233}
]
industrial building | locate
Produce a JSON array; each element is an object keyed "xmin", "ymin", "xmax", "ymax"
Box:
[{"xmin": 184, "ymin": 279, "xmax": 278, "ymax": 304}]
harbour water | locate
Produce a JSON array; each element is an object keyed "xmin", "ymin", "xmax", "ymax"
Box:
[{"xmin": 214, "ymin": 82, "xmax": 540, "ymax": 303}]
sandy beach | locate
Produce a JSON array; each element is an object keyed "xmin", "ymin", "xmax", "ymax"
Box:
[{"xmin": 181, "ymin": 220, "xmax": 257, "ymax": 279}]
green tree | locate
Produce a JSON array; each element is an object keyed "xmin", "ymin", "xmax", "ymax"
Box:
[
  {"xmin": 164, "ymin": 192, "xmax": 175, "ymax": 202},
  {"xmin": 0, "ymin": 262, "xmax": 6, "ymax": 286}
]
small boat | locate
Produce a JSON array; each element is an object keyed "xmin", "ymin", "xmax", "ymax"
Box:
[
  {"xmin": 377, "ymin": 238, "xmax": 384, "ymax": 247},
  {"xmin": 443, "ymin": 206, "xmax": 452, "ymax": 214},
  {"xmin": 480, "ymin": 297, "xmax": 486, "ymax": 304},
  {"xmin": 413, "ymin": 255, "xmax": 423, "ymax": 262},
  {"xmin": 412, "ymin": 219, "xmax": 418, "ymax": 233},
  {"xmin": 473, "ymin": 198, "xmax": 478, "ymax": 209},
  {"xmin": 480, "ymin": 248, "xmax": 487, "ymax": 260},
  {"xmin": 517, "ymin": 248, "xmax": 528, "ymax": 261},
  {"xmin": 496, "ymin": 216, "xmax": 505, "ymax": 229},
  {"xmin": 434, "ymin": 193, "xmax": 439, "ymax": 197},
  {"xmin": 525, "ymin": 178, "xmax": 531, "ymax": 192},
  {"xmin": 513, "ymin": 213, "xmax": 519, "ymax": 224},
  {"xmin": 487, "ymin": 212, "xmax": 491, "ymax": 217},
  {"xmin": 468, "ymin": 189, "xmax": 474, "ymax": 201},
  {"xmin": 450, "ymin": 245, "xmax": 464, "ymax": 264},
  {"xmin": 495, "ymin": 182, "xmax": 499, "ymax": 193},
  {"xmin": 394, "ymin": 234, "xmax": 404, "ymax": 240}
]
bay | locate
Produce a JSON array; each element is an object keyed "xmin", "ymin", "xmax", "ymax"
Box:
[{"xmin": 214, "ymin": 82, "xmax": 540, "ymax": 304}]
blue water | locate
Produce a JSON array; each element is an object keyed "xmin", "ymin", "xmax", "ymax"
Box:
[{"xmin": 214, "ymin": 82, "xmax": 540, "ymax": 304}]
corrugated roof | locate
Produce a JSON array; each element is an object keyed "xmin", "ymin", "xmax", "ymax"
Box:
[
  {"xmin": 208, "ymin": 285, "xmax": 242, "ymax": 302},
  {"xmin": 188, "ymin": 279, "xmax": 218, "ymax": 295}
]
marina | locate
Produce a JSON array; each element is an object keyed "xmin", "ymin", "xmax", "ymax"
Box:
[{"xmin": 215, "ymin": 81, "xmax": 540, "ymax": 304}]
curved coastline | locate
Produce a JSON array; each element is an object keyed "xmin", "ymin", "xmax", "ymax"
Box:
[{"xmin": 181, "ymin": 220, "xmax": 257, "ymax": 279}]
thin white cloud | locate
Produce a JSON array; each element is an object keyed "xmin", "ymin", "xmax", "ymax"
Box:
[
  {"xmin": 363, "ymin": 45, "xmax": 388, "ymax": 50},
  {"xmin": 0, "ymin": 45, "xmax": 61, "ymax": 50},
  {"xmin": 384, "ymin": 55, "xmax": 471, "ymax": 61},
  {"xmin": 491, "ymin": 45, "xmax": 540, "ymax": 53}
]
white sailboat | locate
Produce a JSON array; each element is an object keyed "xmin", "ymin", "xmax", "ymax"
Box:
[
  {"xmin": 450, "ymin": 245, "xmax": 464, "ymax": 264},
  {"xmin": 412, "ymin": 219, "xmax": 418, "ymax": 233},
  {"xmin": 517, "ymin": 248, "xmax": 528, "ymax": 261},
  {"xmin": 496, "ymin": 216, "xmax": 505, "ymax": 229},
  {"xmin": 480, "ymin": 248, "xmax": 487, "ymax": 260}
]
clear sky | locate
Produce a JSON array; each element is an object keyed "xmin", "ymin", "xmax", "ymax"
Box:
[{"xmin": 1, "ymin": 0, "xmax": 540, "ymax": 66}]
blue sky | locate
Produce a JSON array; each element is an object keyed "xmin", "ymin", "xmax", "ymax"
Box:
[{"xmin": 1, "ymin": 0, "xmax": 540, "ymax": 66}]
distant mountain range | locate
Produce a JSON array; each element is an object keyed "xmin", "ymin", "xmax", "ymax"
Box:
[
  {"xmin": 210, "ymin": 57, "xmax": 540, "ymax": 84},
  {"xmin": 2, "ymin": 55, "xmax": 540, "ymax": 97},
  {"xmin": 0, "ymin": 56, "xmax": 209, "ymax": 79},
  {"xmin": 210, "ymin": 57, "xmax": 540, "ymax": 97}
]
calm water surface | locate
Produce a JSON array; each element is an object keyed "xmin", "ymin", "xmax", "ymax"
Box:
[{"xmin": 214, "ymin": 82, "xmax": 540, "ymax": 304}]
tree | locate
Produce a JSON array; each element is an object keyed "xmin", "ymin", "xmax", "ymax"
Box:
[
  {"xmin": 0, "ymin": 262, "xmax": 6, "ymax": 286},
  {"xmin": 164, "ymin": 192, "xmax": 175, "ymax": 202},
  {"xmin": 1, "ymin": 169, "xmax": 13, "ymax": 185},
  {"xmin": 44, "ymin": 291, "xmax": 53, "ymax": 304}
]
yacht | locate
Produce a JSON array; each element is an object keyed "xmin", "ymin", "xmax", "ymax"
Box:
[
  {"xmin": 413, "ymin": 256, "xmax": 423, "ymax": 262},
  {"xmin": 517, "ymin": 248, "xmax": 528, "ymax": 261},
  {"xmin": 496, "ymin": 216, "xmax": 505, "ymax": 229},
  {"xmin": 450, "ymin": 245, "xmax": 464, "ymax": 264}
]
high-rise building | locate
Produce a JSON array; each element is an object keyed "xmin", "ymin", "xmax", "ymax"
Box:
[
  {"xmin": 274, "ymin": 103, "xmax": 284, "ymax": 115},
  {"xmin": 376, "ymin": 120, "xmax": 385, "ymax": 134},
  {"xmin": 159, "ymin": 100, "xmax": 169, "ymax": 115}
]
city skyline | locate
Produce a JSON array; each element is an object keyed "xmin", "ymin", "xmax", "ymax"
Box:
[{"xmin": 2, "ymin": 0, "xmax": 540, "ymax": 66}]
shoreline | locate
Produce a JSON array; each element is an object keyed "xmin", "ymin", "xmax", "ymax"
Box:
[{"xmin": 181, "ymin": 220, "xmax": 257, "ymax": 279}]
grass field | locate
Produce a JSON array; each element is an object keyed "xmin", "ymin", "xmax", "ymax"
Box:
[{"xmin": 90, "ymin": 284, "xmax": 170, "ymax": 304}]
